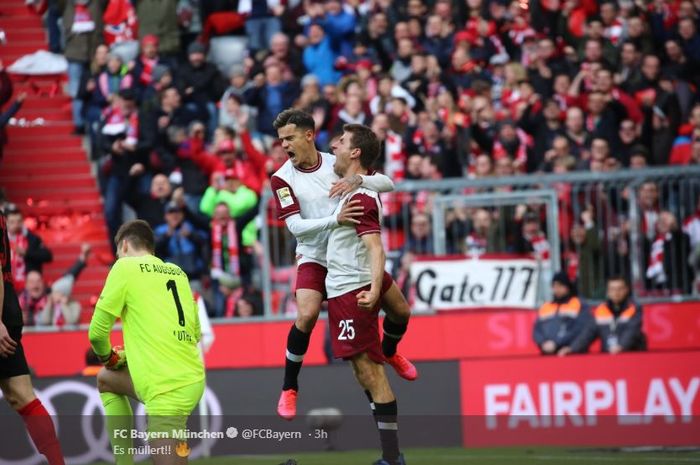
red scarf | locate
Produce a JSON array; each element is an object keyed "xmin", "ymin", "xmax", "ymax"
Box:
[
  {"xmin": 8, "ymin": 232, "xmax": 28, "ymax": 293},
  {"xmin": 380, "ymin": 131, "xmax": 409, "ymax": 218},
  {"xmin": 98, "ymin": 72, "xmax": 133, "ymax": 101},
  {"xmin": 212, "ymin": 220, "xmax": 239, "ymax": 275},
  {"xmin": 139, "ymin": 56, "xmax": 158, "ymax": 85},
  {"xmin": 19, "ymin": 290, "xmax": 47, "ymax": 326},
  {"xmin": 646, "ymin": 233, "xmax": 667, "ymax": 284},
  {"xmin": 52, "ymin": 301, "xmax": 66, "ymax": 327},
  {"xmin": 103, "ymin": 0, "xmax": 138, "ymax": 45},
  {"xmin": 528, "ymin": 233, "xmax": 551, "ymax": 261},
  {"xmin": 224, "ymin": 288, "xmax": 244, "ymax": 318},
  {"xmin": 72, "ymin": 4, "xmax": 95, "ymax": 34}
]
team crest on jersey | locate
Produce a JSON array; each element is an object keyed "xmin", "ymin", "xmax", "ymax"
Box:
[{"xmin": 276, "ymin": 187, "xmax": 294, "ymax": 208}]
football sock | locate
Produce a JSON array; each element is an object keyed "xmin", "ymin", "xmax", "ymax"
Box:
[
  {"xmin": 283, "ymin": 324, "xmax": 311, "ymax": 391},
  {"xmin": 100, "ymin": 392, "xmax": 135, "ymax": 465},
  {"xmin": 18, "ymin": 398, "xmax": 66, "ymax": 465},
  {"xmin": 382, "ymin": 319, "xmax": 408, "ymax": 357},
  {"xmin": 364, "ymin": 390, "xmax": 377, "ymax": 418},
  {"xmin": 374, "ymin": 400, "xmax": 400, "ymax": 463}
]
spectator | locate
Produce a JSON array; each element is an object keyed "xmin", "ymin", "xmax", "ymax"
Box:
[
  {"xmin": 244, "ymin": 63, "xmax": 299, "ymax": 137},
  {"xmin": 130, "ymin": 173, "xmax": 172, "ymax": 228},
  {"xmin": 584, "ymin": 276, "xmax": 647, "ymax": 353},
  {"xmin": 403, "ymin": 212, "xmax": 434, "ymax": 256},
  {"xmin": 131, "ymin": 34, "xmax": 165, "ymax": 99},
  {"xmin": 135, "ymin": 0, "xmax": 180, "ymax": 59},
  {"xmin": 533, "ymin": 272, "xmax": 592, "ymax": 356},
  {"xmin": 5, "ymin": 204, "xmax": 53, "ymax": 293},
  {"xmin": 99, "ymin": 89, "xmax": 147, "ymax": 243},
  {"xmin": 564, "ymin": 209, "xmax": 602, "ymax": 299},
  {"xmin": 238, "ymin": 0, "xmax": 284, "ymax": 52},
  {"xmin": 177, "ymin": 42, "xmax": 226, "ymax": 136},
  {"xmin": 18, "ymin": 244, "xmax": 90, "ymax": 327},
  {"xmin": 645, "ymin": 211, "xmax": 693, "ymax": 294},
  {"xmin": 63, "ymin": 0, "xmax": 105, "ymax": 134},
  {"xmin": 35, "ymin": 244, "xmax": 91, "ymax": 327},
  {"xmin": 463, "ymin": 208, "xmax": 501, "ymax": 255},
  {"xmin": 514, "ymin": 210, "xmax": 551, "ymax": 262},
  {"xmin": 268, "ymin": 32, "xmax": 305, "ymax": 78},
  {"xmin": 0, "ymin": 80, "xmax": 25, "ymax": 163},
  {"xmin": 302, "ymin": 23, "xmax": 341, "ymax": 87},
  {"xmin": 154, "ymin": 201, "xmax": 209, "ymax": 290}
]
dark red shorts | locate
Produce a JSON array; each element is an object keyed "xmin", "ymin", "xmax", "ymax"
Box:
[
  {"xmin": 295, "ymin": 262, "xmax": 328, "ymax": 297},
  {"xmin": 328, "ymin": 272, "xmax": 393, "ymax": 364}
]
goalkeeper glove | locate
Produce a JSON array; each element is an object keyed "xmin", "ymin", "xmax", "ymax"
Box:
[{"xmin": 99, "ymin": 345, "xmax": 127, "ymax": 370}]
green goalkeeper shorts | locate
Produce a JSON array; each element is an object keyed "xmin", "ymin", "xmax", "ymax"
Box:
[{"xmin": 145, "ymin": 380, "xmax": 205, "ymax": 439}]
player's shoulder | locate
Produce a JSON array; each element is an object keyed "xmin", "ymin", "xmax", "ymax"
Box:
[
  {"xmin": 272, "ymin": 160, "xmax": 294, "ymax": 181},
  {"xmin": 349, "ymin": 188, "xmax": 380, "ymax": 203}
]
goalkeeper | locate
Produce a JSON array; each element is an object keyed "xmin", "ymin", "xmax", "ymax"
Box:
[{"xmin": 88, "ymin": 220, "xmax": 205, "ymax": 465}]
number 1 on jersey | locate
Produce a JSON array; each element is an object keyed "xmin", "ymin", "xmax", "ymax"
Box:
[{"xmin": 166, "ymin": 279, "xmax": 186, "ymax": 327}]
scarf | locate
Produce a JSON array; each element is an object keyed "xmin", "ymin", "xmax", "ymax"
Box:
[
  {"xmin": 103, "ymin": 0, "xmax": 138, "ymax": 45},
  {"xmin": 139, "ymin": 56, "xmax": 158, "ymax": 85},
  {"xmin": 646, "ymin": 233, "xmax": 667, "ymax": 284},
  {"xmin": 98, "ymin": 72, "xmax": 133, "ymax": 101},
  {"xmin": 52, "ymin": 301, "xmax": 66, "ymax": 327},
  {"xmin": 212, "ymin": 220, "xmax": 239, "ymax": 275},
  {"xmin": 528, "ymin": 233, "xmax": 551, "ymax": 261},
  {"xmin": 72, "ymin": 4, "xmax": 95, "ymax": 34},
  {"xmin": 19, "ymin": 290, "xmax": 47, "ymax": 326},
  {"xmin": 224, "ymin": 288, "xmax": 245, "ymax": 318},
  {"xmin": 8, "ymin": 232, "xmax": 28, "ymax": 293},
  {"xmin": 380, "ymin": 131, "xmax": 408, "ymax": 218}
]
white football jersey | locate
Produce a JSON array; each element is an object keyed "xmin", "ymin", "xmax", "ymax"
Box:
[
  {"xmin": 326, "ymin": 188, "xmax": 382, "ymax": 298},
  {"xmin": 271, "ymin": 152, "xmax": 339, "ymax": 266}
]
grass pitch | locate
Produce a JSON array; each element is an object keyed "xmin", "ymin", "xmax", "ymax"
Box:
[{"xmin": 94, "ymin": 446, "xmax": 700, "ymax": 464}]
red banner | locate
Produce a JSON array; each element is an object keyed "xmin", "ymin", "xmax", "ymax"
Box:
[
  {"xmin": 460, "ymin": 351, "xmax": 700, "ymax": 446},
  {"xmin": 21, "ymin": 302, "xmax": 700, "ymax": 377}
]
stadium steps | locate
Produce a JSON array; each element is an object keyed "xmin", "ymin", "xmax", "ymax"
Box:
[{"xmin": 1, "ymin": 7, "xmax": 112, "ymax": 322}]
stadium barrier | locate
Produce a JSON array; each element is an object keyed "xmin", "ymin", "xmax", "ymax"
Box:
[
  {"xmin": 259, "ymin": 165, "xmax": 700, "ymax": 317},
  {"xmin": 2, "ymin": 353, "xmax": 698, "ymax": 464},
  {"xmin": 21, "ymin": 301, "xmax": 700, "ymax": 377}
]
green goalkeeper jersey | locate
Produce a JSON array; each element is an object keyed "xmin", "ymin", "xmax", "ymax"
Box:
[{"xmin": 95, "ymin": 255, "xmax": 205, "ymax": 402}]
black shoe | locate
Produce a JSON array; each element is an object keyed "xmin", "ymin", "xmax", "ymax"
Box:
[
  {"xmin": 372, "ymin": 454, "xmax": 406, "ymax": 465},
  {"xmin": 72, "ymin": 126, "xmax": 86, "ymax": 135}
]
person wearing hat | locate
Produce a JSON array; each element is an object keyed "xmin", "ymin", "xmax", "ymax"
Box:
[
  {"xmin": 130, "ymin": 34, "xmax": 163, "ymax": 97},
  {"xmin": 532, "ymin": 271, "xmax": 593, "ymax": 356},
  {"xmin": 177, "ymin": 41, "xmax": 226, "ymax": 137}
]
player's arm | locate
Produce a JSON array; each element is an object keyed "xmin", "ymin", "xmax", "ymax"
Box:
[
  {"xmin": 88, "ymin": 309, "xmax": 122, "ymax": 366},
  {"xmin": 285, "ymin": 199, "xmax": 364, "ymax": 239},
  {"xmin": 354, "ymin": 193, "xmax": 384, "ymax": 310},
  {"xmin": 358, "ymin": 233, "xmax": 385, "ymax": 311},
  {"xmin": 329, "ymin": 172, "xmax": 395, "ymax": 198},
  {"xmin": 89, "ymin": 260, "xmax": 128, "ymax": 369}
]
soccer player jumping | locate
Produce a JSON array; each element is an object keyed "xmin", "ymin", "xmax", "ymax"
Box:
[
  {"xmin": 89, "ymin": 220, "xmax": 205, "ymax": 465},
  {"xmin": 327, "ymin": 124, "xmax": 408, "ymax": 465},
  {"xmin": 271, "ymin": 109, "xmax": 417, "ymax": 421}
]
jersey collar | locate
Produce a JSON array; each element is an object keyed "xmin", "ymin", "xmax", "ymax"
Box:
[{"xmin": 295, "ymin": 151, "xmax": 322, "ymax": 173}]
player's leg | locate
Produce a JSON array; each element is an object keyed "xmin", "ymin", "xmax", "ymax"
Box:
[
  {"xmin": 0, "ymin": 375, "xmax": 65, "ymax": 465},
  {"xmin": 278, "ymin": 263, "xmax": 326, "ymax": 420},
  {"xmin": 350, "ymin": 353, "xmax": 404, "ymax": 465},
  {"xmin": 97, "ymin": 367, "xmax": 138, "ymax": 465},
  {"xmin": 380, "ymin": 281, "xmax": 418, "ymax": 381},
  {"xmin": 147, "ymin": 380, "xmax": 205, "ymax": 465}
]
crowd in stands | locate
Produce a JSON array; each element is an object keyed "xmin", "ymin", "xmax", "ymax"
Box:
[{"xmin": 3, "ymin": 0, "xmax": 700, "ymax": 319}]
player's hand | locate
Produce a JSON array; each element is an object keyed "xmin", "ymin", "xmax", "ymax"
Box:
[
  {"xmin": 337, "ymin": 199, "xmax": 363, "ymax": 226},
  {"xmin": 329, "ymin": 174, "xmax": 362, "ymax": 198},
  {"xmin": 557, "ymin": 346, "xmax": 572, "ymax": 357},
  {"xmin": 357, "ymin": 289, "xmax": 379, "ymax": 311},
  {"xmin": 100, "ymin": 345, "xmax": 127, "ymax": 370},
  {"xmin": 0, "ymin": 323, "xmax": 18, "ymax": 358},
  {"xmin": 609, "ymin": 344, "xmax": 622, "ymax": 355}
]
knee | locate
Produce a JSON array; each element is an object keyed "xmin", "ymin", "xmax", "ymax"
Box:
[
  {"xmin": 355, "ymin": 365, "xmax": 378, "ymax": 390},
  {"xmin": 96, "ymin": 368, "xmax": 110, "ymax": 393},
  {"xmin": 295, "ymin": 309, "xmax": 319, "ymax": 333},
  {"xmin": 3, "ymin": 388, "xmax": 35, "ymax": 411}
]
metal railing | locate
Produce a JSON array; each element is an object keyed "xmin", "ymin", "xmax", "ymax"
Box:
[{"xmin": 255, "ymin": 165, "xmax": 700, "ymax": 317}]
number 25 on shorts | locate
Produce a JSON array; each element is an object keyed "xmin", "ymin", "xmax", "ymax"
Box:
[{"xmin": 338, "ymin": 319, "xmax": 355, "ymax": 340}]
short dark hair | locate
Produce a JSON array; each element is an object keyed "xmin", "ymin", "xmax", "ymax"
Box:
[
  {"xmin": 272, "ymin": 109, "xmax": 315, "ymax": 131},
  {"xmin": 343, "ymin": 124, "xmax": 381, "ymax": 169},
  {"xmin": 115, "ymin": 220, "xmax": 155, "ymax": 253},
  {"xmin": 607, "ymin": 275, "xmax": 629, "ymax": 287}
]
